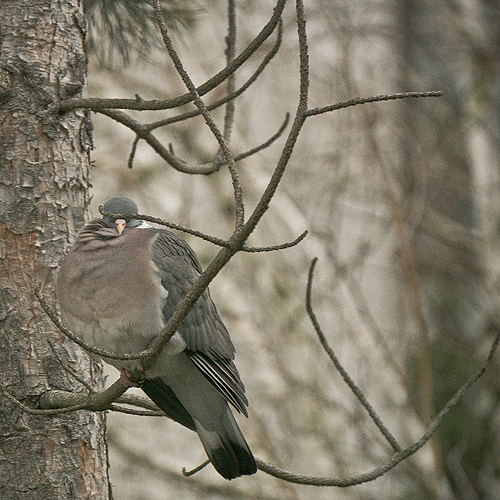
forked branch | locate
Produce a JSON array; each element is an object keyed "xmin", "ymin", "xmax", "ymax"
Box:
[{"xmin": 253, "ymin": 260, "xmax": 500, "ymax": 486}]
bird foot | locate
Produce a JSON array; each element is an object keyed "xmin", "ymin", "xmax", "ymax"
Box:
[{"xmin": 120, "ymin": 368, "xmax": 140, "ymax": 388}]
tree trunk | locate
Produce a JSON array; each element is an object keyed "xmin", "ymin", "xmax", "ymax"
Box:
[{"xmin": 0, "ymin": 1, "xmax": 110, "ymax": 498}]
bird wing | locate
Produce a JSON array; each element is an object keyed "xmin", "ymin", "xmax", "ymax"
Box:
[{"xmin": 150, "ymin": 230, "xmax": 248, "ymax": 414}]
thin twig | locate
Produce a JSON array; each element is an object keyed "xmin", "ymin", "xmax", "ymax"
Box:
[
  {"xmin": 102, "ymin": 105, "xmax": 289, "ymax": 176},
  {"xmin": 306, "ymin": 91, "xmax": 443, "ymax": 117},
  {"xmin": 99, "ymin": 208, "xmax": 231, "ymax": 247},
  {"xmin": 128, "ymin": 135, "xmax": 141, "ymax": 169},
  {"xmin": 243, "ymin": 230, "xmax": 308, "ymax": 252},
  {"xmin": 99, "ymin": 108, "xmax": 217, "ymax": 175},
  {"xmin": 306, "ymin": 258, "xmax": 401, "ymax": 452},
  {"xmin": 99, "ymin": 206, "xmax": 307, "ymax": 252},
  {"xmin": 231, "ymin": 112, "xmax": 290, "ymax": 163},
  {"xmin": 146, "ymin": 20, "xmax": 283, "ymax": 131},
  {"xmin": 222, "ymin": 0, "xmax": 237, "ymax": 143},
  {"xmin": 154, "ymin": 0, "xmax": 244, "ymax": 228},
  {"xmin": 107, "ymin": 404, "xmax": 165, "ymax": 417},
  {"xmin": 115, "ymin": 393, "xmax": 163, "ymax": 411},
  {"xmin": 183, "ymin": 459, "xmax": 211, "ymax": 477},
  {"xmin": 296, "ymin": 0, "xmax": 309, "ymax": 113}
]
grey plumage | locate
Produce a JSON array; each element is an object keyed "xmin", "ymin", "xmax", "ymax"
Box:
[{"xmin": 57, "ymin": 196, "xmax": 256, "ymax": 480}]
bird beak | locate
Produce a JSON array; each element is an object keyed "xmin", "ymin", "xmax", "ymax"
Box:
[{"xmin": 115, "ymin": 219, "xmax": 127, "ymax": 235}]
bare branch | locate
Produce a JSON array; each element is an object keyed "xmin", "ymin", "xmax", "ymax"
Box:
[
  {"xmin": 0, "ymin": 384, "xmax": 91, "ymax": 415},
  {"xmin": 98, "ymin": 208, "xmax": 231, "ymax": 246},
  {"xmin": 306, "ymin": 91, "xmax": 444, "ymax": 117},
  {"xmin": 57, "ymin": 0, "xmax": 287, "ymax": 113},
  {"xmin": 145, "ymin": 20, "xmax": 283, "ymax": 132},
  {"xmin": 242, "ymin": 230, "xmax": 308, "ymax": 252},
  {"xmin": 127, "ymin": 135, "xmax": 141, "ymax": 169},
  {"xmin": 306, "ymin": 258, "xmax": 402, "ymax": 452},
  {"xmin": 99, "ymin": 208, "xmax": 306, "ymax": 253},
  {"xmin": 296, "ymin": 0, "xmax": 309, "ymax": 113},
  {"xmin": 95, "ymin": 22, "xmax": 285, "ymax": 172},
  {"xmin": 183, "ymin": 460, "xmax": 210, "ymax": 477},
  {"xmin": 32, "ymin": 388, "xmax": 165, "ymax": 418},
  {"xmin": 114, "ymin": 393, "xmax": 163, "ymax": 412},
  {"xmin": 231, "ymin": 112, "xmax": 290, "ymax": 163},
  {"xmin": 222, "ymin": 0, "xmax": 237, "ymax": 143},
  {"xmin": 153, "ymin": 0, "xmax": 244, "ymax": 228},
  {"xmin": 107, "ymin": 405, "xmax": 165, "ymax": 417},
  {"xmin": 256, "ymin": 329, "xmax": 500, "ymax": 486},
  {"xmin": 107, "ymin": 105, "xmax": 289, "ymax": 174},
  {"xmin": 40, "ymin": 379, "xmax": 129, "ymax": 412},
  {"xmin": 98, "ymin": 108, "xmax": 218, "ymax": 175},
  {"xmin": 3, "ymin": 375, "xmax": 132, "ymax": 417}
]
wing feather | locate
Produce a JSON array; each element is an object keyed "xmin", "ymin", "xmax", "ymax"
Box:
[
  {"xmin": 187, "ymin": 351, "xmax": 248, "ymax": 415},
  {"xmin": 150, "ymin": 229, "xmax": 248, "ymax": 413}
]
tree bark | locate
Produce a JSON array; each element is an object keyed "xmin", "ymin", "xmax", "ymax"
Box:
[{"xmin": 0, "ymin": 1, "xmax": 110, "ymax": 498}]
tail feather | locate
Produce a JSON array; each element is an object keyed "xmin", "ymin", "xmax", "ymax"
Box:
[
  {"xmin": 141, "ymin": 377, "xmax": 196, "ymax": 431},
  {"xmin": 195, "ymin": 410, "xmax": 257, "ymax": 480},
  {"xmin": 148, "ymin": 352, "xmax": 256, "ymax": 479}
]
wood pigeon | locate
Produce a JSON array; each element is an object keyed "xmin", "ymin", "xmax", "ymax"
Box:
[{"xmin": 56, "ymin": 196, "xmax": 257, "ymax": 480}]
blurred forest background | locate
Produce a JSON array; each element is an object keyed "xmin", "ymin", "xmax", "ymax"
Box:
[{"xmin": 83, "ymin": 0, "xmax": 500, "ymax": 498}]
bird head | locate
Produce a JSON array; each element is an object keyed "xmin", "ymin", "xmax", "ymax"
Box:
[{"xmin": 102, "ymin": 196, "xmax": 143, "ymax": 232}]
